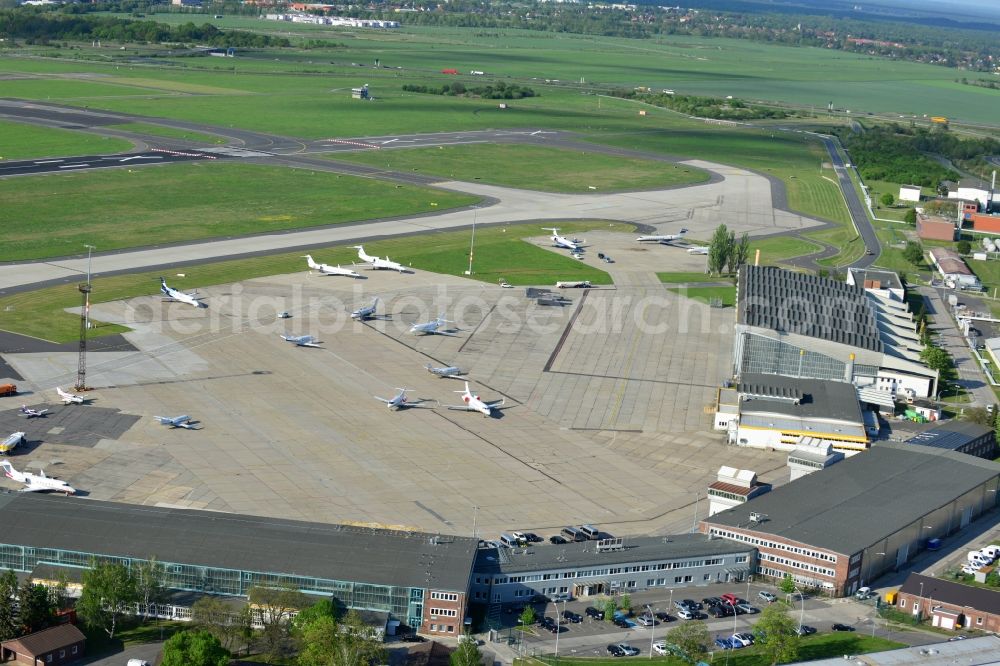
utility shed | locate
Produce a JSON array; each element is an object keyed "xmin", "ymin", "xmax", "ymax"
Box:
[{"xmin": 1, "ymin": 624, "xmax": 85, "ymax": 665}]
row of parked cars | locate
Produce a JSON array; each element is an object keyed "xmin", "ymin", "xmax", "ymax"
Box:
[
  {"xmin": 963, "ymin": 544, "xmax": 1000, "ymax": 574},
  {"xmin": 672, "ymin": 593, "xmax": 761, "ymax": 620}
]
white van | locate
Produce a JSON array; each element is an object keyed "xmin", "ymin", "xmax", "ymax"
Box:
[
  {"xmin": 499, "ymin": 533, "xmax": 520, "ymax": 548},
  {"xmin": 968, "ymin": 552, "xmax": 991, "ymax": 567},
  {"xmin": 980, "ymin": 545, "xmax": 1000, "ymax": 560},
  {"xmin": 127, "ymin": 660, "xmax": 151, "ymax": 666}
]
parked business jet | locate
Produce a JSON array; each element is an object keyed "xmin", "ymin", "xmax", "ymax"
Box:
[
  {"xmin": 56, "ymin": 387, "xmax": 86, "ymax": 404},
  {"xmin": 447, "ymin": 382, "xmax": 504, "ymax": 417},
  {"xmin": 280, "ymin": 334, "xmax": 322, "ymax": 348},
  {"xmin": 0, "ymin": 432, "xmax": 25, "ymax": 454},
  {"xmin": 1, "ymin": 460, "xmax": 76, "ymax": 495},
  {"xmin": 426, "ymin": 364, "xmax": 466, "ymax": 379},
  {"xmin": 19, "ymin": 406, "xmax": 48, "ymax": 418},
  {"xmin": 303, "ymin": 255, "xmax": 361, "ymax": 278},
  {"xmin": 154, "ymin": 415, "xmax": 198, "ymax": 429},
  {"xmin": 686, "ymin": 246, "xmax": 709, "ymax": 255},
  {"xmin": 353, "ymin": 245, "xmax": 408, "ymax": 272},
  {"xmin": 409, "ymin": 315, "xmax": 456, "ymax": 336},
  {"xmin": 351, "ymin": 298, "xmax": 380, "ymax": 320},
  {"xmin": 159, "ymin": 278, "xmax": 206, "ymax": 308},
  {"xmin": 374, "ymin": 388, "xmax": 435, "ymax": 411},
  {"xmin": 542, "ymin": 227, "xmax": 583, "ymax": 252},
  {"xmin": 636, "ymin": 228, "xmax": 688, "ymax": 244}
]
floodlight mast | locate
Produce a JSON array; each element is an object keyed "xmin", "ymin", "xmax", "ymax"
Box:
[{"xmin": 75, "ymin": 244, "xmax": 95, "ymax": 391}]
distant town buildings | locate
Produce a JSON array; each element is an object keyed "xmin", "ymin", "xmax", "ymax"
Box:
[{"xmin": 264, "ymin": 13, "xmax": 400, "ymax": 28}]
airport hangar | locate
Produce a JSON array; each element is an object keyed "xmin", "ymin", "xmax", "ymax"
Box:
[
  {"xmin": 0, "ymin": 492, "xmax": 758, "ymax": 634},
  {"xmin": 700, "ymin": 442, "xmax": 1000, "ymax": 597}
]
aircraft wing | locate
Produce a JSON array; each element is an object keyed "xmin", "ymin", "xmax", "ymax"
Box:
[
  {"xmin": 19, "ymin": 481, "xmax": 48, "ymax": 493},
  {"xmin": 444, "ymin": 405, "xmax": 471, "ymax": 411},
  {"xmin": 485, "ymin": 399, "xmax": 505, "ymax": 408},
  {"xmin": 374, "ymin": 396, "xmax": 392, "ymax": 404},
  {"xmin": 434, "ymin": 331, "xmax": 459, "ymax": 337}
]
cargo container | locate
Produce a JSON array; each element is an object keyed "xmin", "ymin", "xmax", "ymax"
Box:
[{"xmin": 0, "ymin": 383, "xmax": 17, "ymax": 397}]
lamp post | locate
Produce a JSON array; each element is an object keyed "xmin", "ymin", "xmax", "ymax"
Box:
[
  {"xmin": 726, "ymin": 599, "xmax": 738, "ymax": 666},
  {"xmin": 83, "ymin": 244, "xmax": 95, "ymax": 330},
  {"xmin": 647, "ymin": 604, "xmax": 656, "ymax": 659},
  {"xmin": 794, "ymin": 587, "xmax": 805, "ymax": 633},
  {"xmin": 465, "ymin": 207, "xmax": 477, "ymax": 275},
  {"xmin": 555, "ymin": 599, "xmax": 565, "ymax": 661}
]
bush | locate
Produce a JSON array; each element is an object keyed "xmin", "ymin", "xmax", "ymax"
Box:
[{"xmin": 957, "ymin": 240, "xmax": 971, "ymax": 255}]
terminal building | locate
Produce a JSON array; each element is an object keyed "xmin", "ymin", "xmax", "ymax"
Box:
[
  {"xmin": 733, "ymin": 265, "xmax": 936, "ymax": 399},
  {"xmin": 0, "ymin": 493, "xmax": 478, "ymax": 639},
  {"xmin": 469, "ymin": 533, "xmax": 755, "ymax": 606},
  {"xmin": 700, "ymin": 442, "xmax": 1000, "ymax": 596}
]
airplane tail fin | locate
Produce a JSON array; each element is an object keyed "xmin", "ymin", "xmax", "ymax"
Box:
[{"xmin": 0, "ymin": 460, "xmax": 23, "ymax": 482}]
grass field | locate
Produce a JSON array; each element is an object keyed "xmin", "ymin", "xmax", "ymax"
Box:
[
  {"xmin": 667, "ymin": 285, "xmax": 737, "ymax": 306},
  {"xmin": 0, "ymin": 163, "xmax": 478, "ymax": 261},
  {"xmin": 104, "ymin": 122, "xmax": 227, "ymax": 144},
  {"xmin": 335, "ymin": 144, "xmax": 710, "ymax": 193},
  {"xmin": 0, "ymin": 222, "xmax": 619, "ymax": 342},
  {"xmin": 751, "ymin": 236, "xmax": 823, "ymax": 263},
  {"xmin": 0, "ymin": 119, "xmax": 132, "ymax": 160},
  {"xmin": 656, "ymin": 271, "xmax": 715, "ymax": 283},
  {"xmin": 520, "ymin": 632, "xmax": 903, "ymax": 665}
]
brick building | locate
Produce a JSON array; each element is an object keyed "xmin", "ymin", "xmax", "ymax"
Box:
[
  {"xmin": 917, "ymin": 213, "xmax": 957, "ymax": 241},
  {"xmin": 700, "ymin": 443, "xmax": 1000, "ymax": 596},
  {"xmin": 0, "ymin": 624, "xmax": 85, "ymax": 665},
  {"xmin": 897, "ymin": 573, "xmax": 1000, "ymax": 633}
]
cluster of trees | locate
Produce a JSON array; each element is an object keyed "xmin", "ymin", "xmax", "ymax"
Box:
[
  {"xmin": 76, "ymin": 558, "xmax": 165, "ymax": 640},
  {"xmin": 0, "ymin": 10, "xmax": 289, "ymax": 47},
  {"xmin": 0, "ymin": 570, "xmax": 68, "ymax": 641},
  {"xmin": 612, "ymin": 90, "xmax": 789, "ymax": 121},
  {"xmin": 839, "ymin": 125, "xmax": 960, "ymax": 188},
  {"xmin": 707, "ymin": 224, "xmax": 751, "ymax": 276},
  {"xmin": 402, "ymin": 81, "xmax": 536, "ymax": 99}
]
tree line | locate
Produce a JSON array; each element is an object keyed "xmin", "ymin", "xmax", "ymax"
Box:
[
  {"xmin": 609, "ymin": 90, "xmax": 789, "ymax": 121},
  {"xmin": 0, "ymin": 9, "xmax": 290, "ymax": 47},
  {"xmin": 402, "ymin": 81, "xmax": 537, "ymax": 99},
  {"xmin": 837, "ymin": 125, "xmax": 961, "ymax": 188}
]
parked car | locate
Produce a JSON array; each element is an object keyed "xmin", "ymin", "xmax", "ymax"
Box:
[
  {"xmin": 523, "ymin": 532, "xmax": 543, "ymax": 543},
  {"xmin": 736, "ymin": 603, "xmax": 759, "ymax": 614},
  {"xmin": 832, "ymin": 623, "xmax": 855, "ymax": 632},
  {"xmin": 603, "ymin": 256, "xmax": 614, "ymax": 264},
  {"xmin": 277, "ymin": 311, "xmax": 291, "ymax": 319},
  {"xmin": 614, "ymin": 618, "xmax": 631, "ymax": 628},
  {"xmin": 615, "ymin": 644, "xmax": 640, "ymax": 656},
  {"xmin": 758, "ymin": 591, "xmax": 778, "ymax": 603},
  {"xmin": 710, "ymin": 606, "xmax": 734, "ymax": 618},
  {"xmin": 635, "ymin": 615, "xmax": 656, "ymax": 627},
  {"xmin": 607, "ymin": 644, "xmax": 625, "ymax": 657},
  {"xmin": 948, "ymin": 635, "xmax": 969, "ymax": 641},
  {"xmin": 733, "ymin": 632, "xmax": 755, "ymax": 646},
  {"xmin": 703, "ymin": 596, "xmax": 722, "ymax": 608},
  {"xmin": 654, "ymin": 611, "xmax": 672, "ymax": 622},
  {"xmin": 585, "ymin": 606, "xmax": 604, "ymax": 619},
  {"xmin": 652, "ymin": 641, "xmax": 669, "ymax": 656},
  {"xmin": 713, "ymin": 638, "xmax": 740, "ymax": 650},
  {"xmin": 855, "ymin": 587, "xmax": 874, "ymax": 600},
  {"xmin": 795, "ymin": 625, "xmax": 817, "ymax": 636},
  {"xmin": 681, "ymin": 599, "xmax": 701, "ymax": 610},
  {"xmin": 676, "ymin": 609, "xmax": 694, "ymax": 620},
  {"xmin": 550, "ymin": 592, "xmax": 573, "ymax": 602},
  {"xmin": 562, "ymin": 610, "xmax": 582, "ymax": 623},
  {"xmin": 549, "ymin": 535, "xmax": 567, "ymax": 544}
]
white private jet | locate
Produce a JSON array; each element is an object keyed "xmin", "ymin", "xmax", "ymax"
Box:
[
  {"xmin": 373, "ymin": 388, "xmax": 434, "ymax": 411},
  {"xmin": 19, "ymin": 406, "xmax": 48, "ymax": 418},
  {"xmin": 353, "ymin": 245, "xmax": 408, "ymax": 272},
  {"xmin": 686, "ymin": 246, "xmax": 709, "ymax": 255},
  {"xmin": 351, "ymin": 298, "xmax": 380, "ymax": 320},
  {"xmin": 56, "ymin": 387, "xmax": 86, "ymax": 404},
  {"xmin": 409, "ymin": 314, "xmax": 457, "ymax": 336},
  {"xmin": 543, "ymin": 227, "xmax": 583, "ymax": 252},
  {"xmin": 154, "ymin": 415, "xmax": 198, "ymax": 429},
  {"xmin": 426, "ymin": 364, "xmax": 467, "ymax": 379},
  {"xmin": 280, "ymin": 334, "xmax": 322, "ymax": 348},
  {"xmin": 303, "ymin": 255, "xmax": 361, "ymax": 278},
  {"xmin": 1, "ymin": 460, "xmax": 75, "ymax": 495},
  {"xmin": 0, "ymin": 432, "xmax": 25, "ymax": 454},
  {"xmin": 447, "ymin": 382, "xmax": 504, "ymax": 417},
  {"xmin": 636, "ymin": 228, "xmax": 688, "ymax": 244},
  {"xmin": 159, "ymin": 278, "xmax": 206, "ymax": 308}
]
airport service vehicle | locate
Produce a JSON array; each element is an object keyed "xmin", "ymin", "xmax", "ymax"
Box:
[
  {"xmin": 687, "ymin": 246, "xmax": 709, "ymax": 255},
  {"xmin": 154, "ymin": 415, "xmax": 197, "ymax": 429},
  {"xmin": 0, "ymin": 384, "xmax": 16, "ymax": 397},
  {"xmin": 353, "ymin": 245, "xmax": 407, "ymax": 272},
  {"xmin": 303, "ymin": 254, "xmax": 361, "ymax": 278},
  {"xmin": 855, "ymin": 587, "xmax": 874, "ymax": 600},
  {"xmin": 351, "ymin": 298, "xmax": 380, "ymax": 320},
  {"xmin": 159, "ymin": 277, "xmax": 206, "ymax": 308},
  {"xmin": 1, "ymin": 460, "xmax": 75, "ymax": 494},
  {"xmin": 277, "ymin": 311, "xmax": 291, "ymax": 319},
  {"xmin": 636, "ymin": 228, "xmax": 688, "ymax": 244},
  {"xmin": 543, "ymin": 227, "xmax": 583, "ymax": 252},
  {"xmin": 426, "ymin": 364, "xmax": 466, "ymax": 379},
  {"xmin": 409, "ymin": 315, "xmax": 456, "ymax": 336},
  {"xmin": 555, "ymin": 280, "xmax": 592, "ymax": 288},
  {"xmin": 0, "ymin": 433, "xmax": 25, "ymax": 454},
  {"xmin": 280, "ymin": 334, "xmax": 322, "ymax": 348},
  {"xmin": 19, "ymin": 406, "xmax": 48, "ymax": 418},
  {"xmin": 447, "ymin": 382, "xmax": 503, "ymax": 417},
  {"xmin": 56, "ymin": 387, "xmax": 86, "ymax": 404}
]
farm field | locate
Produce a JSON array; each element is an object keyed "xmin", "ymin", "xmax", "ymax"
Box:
[
  {"xmin": 0, "ymin": 221, "xmax": 616, "ymax": 343},
  {"xmin": 0, "ymin": 163, "xmax": 478, "ymax": 261},
  {"xmin": 0, "ymin": 119, "xmax": 132, "ymax": 159},
  {"xmin": 336, "ymin": 144, "xmax": 710, "ymax": 193}
]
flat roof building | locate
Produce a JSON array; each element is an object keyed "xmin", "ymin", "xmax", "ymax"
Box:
[
  {"xmin": 897, "ymin": 573, "xmax": 1000, "ymax": 633},
  {"xmin": 928, "ymin": 247, "xmax": 980, "ymax": 289},
  {"xmin": 0, "ymin": 493, "xmax": 478, "ymax": 638},
  {"xmin": 904, "ymin": 421, "xmax": 997, "ymax": 460},
  {"xmin": 700, "ymin": 442, "xmax": 1000, "ymax": 596},
  {"xmin": 847, "ymin": 267, "xmax": 904, "ymax": 302},
  {"xmin": 734, "ymin": 266, "xmax": 936, "ymax": 400},
  {"xmin": 707, "ymin": 466, "xmax": 771, "ymax": 516},
  {"xmin": 917, "ymin": 213, "xmax": 958, "ymax": 241}
]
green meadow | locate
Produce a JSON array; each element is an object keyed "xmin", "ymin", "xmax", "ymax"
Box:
[{"xmin": 0, "ymin": 119, "xmax": 132, "ymax": 159}]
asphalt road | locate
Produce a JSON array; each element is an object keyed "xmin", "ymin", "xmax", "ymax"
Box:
[
  {"xmin": 0, "ymin": 149, "xmax": 221, "ymax": 177},
  {"xmin": 818, "ymin": 134, "xmax": 879, "ymax": 270}
]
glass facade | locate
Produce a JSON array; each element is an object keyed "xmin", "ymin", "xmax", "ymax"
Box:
[
  {"xmin": 0, "ymin": 543, "xmax": 424, "ymax": 627},
  {"xmin": 738, "ymin": 333, "xmax": 879, "ymax": 383}
]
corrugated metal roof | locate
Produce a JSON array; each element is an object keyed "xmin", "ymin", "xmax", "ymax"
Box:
[
  {"xmin": 703, "ymin": 443, "xmax": 1000, "ymax": 555},
  {"xmin": 0, "ymin": 493, "xmax": 478, "ymax": 592},
  {"xmin": 904, "ymin": 421, "xmax": 991, "ymax": 451}
]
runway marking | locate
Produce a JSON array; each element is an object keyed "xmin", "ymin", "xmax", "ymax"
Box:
[
  {"xmin": 456, "ymin": 303, "xmax": 496, "ymax": 354},
  {"xmin": 542, "ymin": 289, "xmax": 590, "ymax": 373},
  {"xmin": 320, "ymin": 138, "xmax": 380, "ymax": 150},
  {"xmin": 58, "ymin": 164, "xmax": 89, "ymax": 169},
  {"xmin": 34, "ymin": 159, "xmax": 64, "ymax": 164}
]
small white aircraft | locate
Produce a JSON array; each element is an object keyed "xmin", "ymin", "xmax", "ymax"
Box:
[
  {"xmin": 0, "ymin": 432, "xmax": 25, "ymax": 454},
  {"xmin": 353, "ymin": 245, "xmax": 408, "ymax": 272},
  {"xmin": 159, "ymin": 278, "xmax": 206, "ymax": 308},
  {"xmin": 19, "ymin": 406, "xmax": 48, "ymax": 418},
  {"xmin": 542, "ymin": 227, "xmax": 583, "ymax": 252},
  {"xmin": 636, "ymin": 228, "xmax": 689, "ymax": 244},
  {"xmin": 56, "ymin": 387, "xmax": 86, "ymax": 404},
  {"xmin": 426, "ymin": 364, "xmax": 466, "ymax": 379},
  {"xmin": 351, "ymin": 298, "xmax": 380, "ymax": 320},
  {"xmin": 374, "ymin": 388, "xmax": 435, "ymax": 411},
  {"xmin": 154, "ymin": 415, "xmax": 198, "ymax": 429},
  {"xmin": 686, "ymin": 246, "xmax": 709, "ymax": 255},
  {"xmin": 303, "ymin": 255, "xmax": 361, "ymax": 278},
  {"xmin": 280, "ymin": 334, "xmax": 322, "ymax": 348},
  {"xmin": 447, "ymin": 382, "xmax": 504, "ymax": 417},
  {"xmin": 1, "ymin": 460, "xmax": 75, "ymax": 495},
  {"xmin": 409, "ymin": 314, "xmax": 457, "ymax": 336}
]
